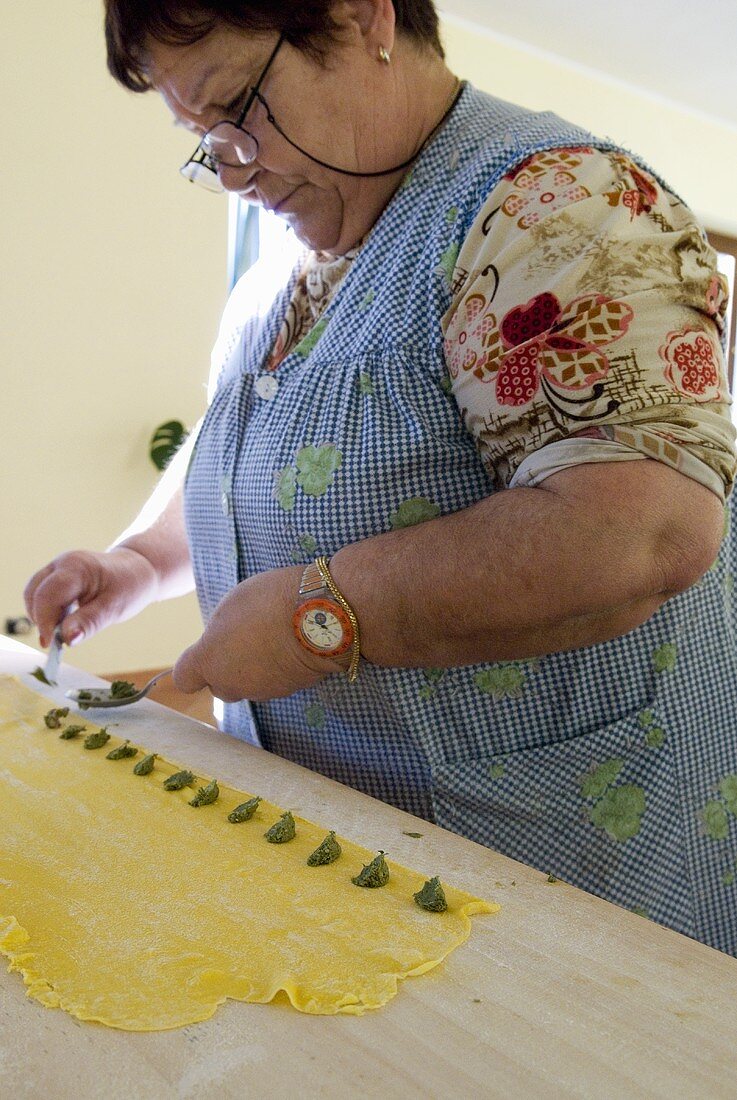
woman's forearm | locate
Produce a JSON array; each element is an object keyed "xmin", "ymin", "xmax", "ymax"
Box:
[
  {"xmin": 109, "ymin": 427, "xmax": 198, "ymax": 600},
  {"xmin": 112, "ymin": 485, "xmax": 194, "ymax": 600},
  {"xmin": 330, "ymin": 459, "xmax": 723, "ymax": 668}
]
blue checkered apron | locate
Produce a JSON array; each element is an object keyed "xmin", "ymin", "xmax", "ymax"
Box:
[{"xmin": 185, "ymin": 84, "xmax": 737, "ymax": 953}]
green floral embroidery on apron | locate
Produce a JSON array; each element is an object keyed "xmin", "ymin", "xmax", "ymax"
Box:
[
  {"xmin": 639, "ymin": 710, "xmax": 666, "ymax": 748},
  {"xmin": 474, "ymin": 664, "xmax": 526, "ymax": 700},
  {"xmin": 418, "ymin": 668, "xmax": 445, "ymax": 701},
  {"xmin": 296, "ymin": 444, "xmax": 342, "ymax": 495},
  {"xmin": 294, "ymin": 317, "xmax": 329, "ymax": 358},
  {"xmin": 359, "ymin": 288, "xmax": 375, "ymax": 309},
  {"xmin": 389, "ymin": 497, "xmax": 441, "ymax": 529},
  {"xmin": 359, "ymin": 372, "xmax": 375, "ymax": 396},
  {"xmin": 701, "ymin": 776, "xmax": 737, "ymax": 842},
  {"xmin": 488, "ymin": 762, "xmax": 505, "ymax": 780},
  {"xmin": 631, "ymin": 905, "xmax": 649, "ymax": 918},
  {"xmin": 298, "ymin": 533, "xmax": 317, "ymax": 554},
  {"xmin": 274, "ymin": 466, "xmax": 297, "ymax": 512},
  {"xmin": 275, "ymin": 445, "xmax": 342, "ymax": 512},
  {"xmin": 437, "ymin": 241, "xmax": 460, "ymax": 288},
  {"xmin": 589, "ymin": 784, "xmax": 646, "ymax": 842},
  {"xmin": 702, "ymin": 800, "xmax": 729, "ymax": 840},
  {"xmin": 305, "ymin": 702, "xmax": 326, "ymax": 730},
  {"xmin": 287, "ymin": 524, "xmax": 320, "ymax": 563},
  {"xmin": 580, "ymin": 759, "xmax": 645, "ymax": 841},
  {"xmin": 291, "ymin": 533, "xmax": 318, "ymax": 563},
  {"xmin": 719, "ymin": 774, "xmax": 737, "ymax": 815},
  {"xmin": 580, "ymin": 758, "xmax": 623, "ymax": 800},
  {"xmin": 652, "ymin": 643, "xmax": 678, "ymax": 673}
]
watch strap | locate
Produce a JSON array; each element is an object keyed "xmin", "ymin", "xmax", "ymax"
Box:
[{"xmin": 298, "ymin": 560, "xmax": 327, "ymax": 598}]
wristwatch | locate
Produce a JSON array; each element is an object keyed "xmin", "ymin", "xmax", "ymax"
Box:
[{"xmin": 292, "ymin": 557, "xmax": 361, "ymax": 681}]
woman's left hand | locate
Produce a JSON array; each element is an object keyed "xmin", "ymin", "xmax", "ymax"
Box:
[{"xmin": 172, "ymin": 565, "xmax": 334, "ymax": 702}]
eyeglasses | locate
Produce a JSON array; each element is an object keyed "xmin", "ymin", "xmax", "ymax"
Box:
[
  {"xmin": 180, "ymin": 33, "xmax": 285, "ymax": 192},
  {"xmin": 180, "ymin": 30, "xmax": 456, "ymax": 191}
]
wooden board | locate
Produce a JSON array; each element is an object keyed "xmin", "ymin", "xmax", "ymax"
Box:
[{"xmin": 1, "ymin": 636, "xmax": 736, "ymax": 1099}]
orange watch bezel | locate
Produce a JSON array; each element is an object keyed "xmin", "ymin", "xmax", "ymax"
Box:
[{"xmin": 292, "ymin": 597, "xmax": 354, "ymax": 659}]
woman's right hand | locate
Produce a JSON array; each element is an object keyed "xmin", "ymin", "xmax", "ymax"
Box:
[{"xmin": 23, "ymin": 547, "xmax": 160, "ymax": 649}]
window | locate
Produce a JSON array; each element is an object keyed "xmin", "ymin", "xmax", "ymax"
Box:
[
  {"xmin": 227, "ymin": 199, "xmax": 302, "ymax": 290},
  {"xmin": 707, "ymin": 230, "xmax": 737, "ymax": 395}
]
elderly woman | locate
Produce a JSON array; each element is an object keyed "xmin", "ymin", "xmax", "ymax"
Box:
[{"xmin": 25, "ymin": 0, "xmax": 737, "ymax": 953}]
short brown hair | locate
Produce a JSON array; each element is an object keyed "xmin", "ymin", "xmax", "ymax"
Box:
[{"xmin": 104, "ymin": 0, "xmax": 444, "ymax": 92}]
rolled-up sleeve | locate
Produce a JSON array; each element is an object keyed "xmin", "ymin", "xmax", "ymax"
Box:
[{"xmin": 441, "ymin": 146, "xmax": 736, "ymax": 499}]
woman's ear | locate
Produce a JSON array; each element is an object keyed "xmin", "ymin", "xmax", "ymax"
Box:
[{"xmin": 331, "ymin": 0, "xmax": 396, "ymax": 48}]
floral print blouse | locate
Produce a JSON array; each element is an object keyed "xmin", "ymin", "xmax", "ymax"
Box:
[{"xmin": 264, "ymin": 146, "xmax": 736, "ymax": 500}]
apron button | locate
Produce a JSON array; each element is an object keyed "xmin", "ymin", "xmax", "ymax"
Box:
[
  {"xmin": 255, "ymin": 374, "xmax": 278, "ymax": 400},
  {"xmin": 221, "ymin": 490, "xmax": 231, "ymax": 516}
]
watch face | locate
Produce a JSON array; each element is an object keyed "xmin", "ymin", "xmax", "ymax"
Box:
[
  {"xmin": 293, "ymin": 598, "xmax": 353, "ymax": 658},
  {"xmin": 303, "ymin": 607, "xmax": 344, "ymax": 650}
]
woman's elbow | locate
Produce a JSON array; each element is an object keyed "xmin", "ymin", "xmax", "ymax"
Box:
[{"xmin": 658, "ymin": 491, "xmax": 726, "ymax": 595}]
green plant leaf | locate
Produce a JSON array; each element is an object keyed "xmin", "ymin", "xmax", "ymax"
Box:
[{"xmin": 149, "ymin": 420, "xmax": 188, "ymax": 471}]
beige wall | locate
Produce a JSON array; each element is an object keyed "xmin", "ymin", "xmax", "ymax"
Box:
[
  {"xmin": 3, "ymin": 6, "xmax": 736, "ymax": 674},
  {"xmin": 3, "ymin": 2, "xmax": 225, "ymax": 673},
  {"xmin": 441, "ymin": 14, "xmax": 737, "ymax": 237}
]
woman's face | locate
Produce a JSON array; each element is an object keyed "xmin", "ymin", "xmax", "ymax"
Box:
[{"xmin": 147, "ymin": 16, "xmax": 404, "ymax": 254}]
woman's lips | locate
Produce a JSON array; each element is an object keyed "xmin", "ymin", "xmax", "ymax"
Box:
[{"xmin": 235, "ymin": 183, "xmax": 306, "ymax": 216}]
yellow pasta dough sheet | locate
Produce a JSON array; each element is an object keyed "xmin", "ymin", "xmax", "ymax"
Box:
[{"xmin": 0, "ymin": 676, "xmax": 497, "ymax": 1030}]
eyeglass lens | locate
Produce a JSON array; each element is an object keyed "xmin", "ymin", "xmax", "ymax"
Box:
[
  {"xmin": 180, "ymin": 33, "xmax": 284, "ymax": 190},
  {"xmin": 201, "ymin": 122, "xmax": 259, "ymax": 168},
  {"xmin": 180, "ymin": 157, "xmax": 225, "ymax": 192}
]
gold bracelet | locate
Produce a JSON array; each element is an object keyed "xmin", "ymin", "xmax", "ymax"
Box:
[{"xmin": 314, "ymin": 556, "xmax": 361, "ymax": 682}]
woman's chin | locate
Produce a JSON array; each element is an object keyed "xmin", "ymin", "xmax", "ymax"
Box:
[
  {"xmin": 277, "ymin": 189, "xmax": 347, "ymax": 254},
  {"xmin": 282, "ymin": 215, "xmax": 337, "ymax": 253}
]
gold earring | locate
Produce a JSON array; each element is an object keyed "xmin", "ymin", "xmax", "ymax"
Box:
[{"xmin": 378, "ymin": 46, "xmax": 391, "ymax": 64}]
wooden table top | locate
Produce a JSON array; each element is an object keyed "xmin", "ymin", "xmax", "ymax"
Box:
[{"xmin": 1, "ymin": 636, "xmax": 736, "ymax": 1099}]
